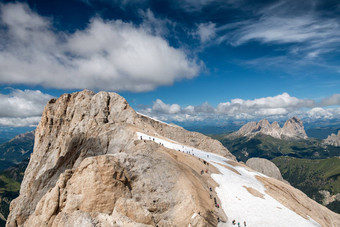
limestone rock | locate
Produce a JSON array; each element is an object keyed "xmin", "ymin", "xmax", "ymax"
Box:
[
  {"xmin": 281, "ymin": 117, "xmax": 308, "ymax": 139},
  {"xmin": 246, "ymin": 158, "xmax": 284, "ymax": 181},
  {"xmin": 234, "ymin": 117, "xmax": 308, "ymax": 140},
  {"xmin": 324, "ymin": 131, "xmax": 340, "ymax": 147},
  {"xmin": 6, "ymin": 90, "xmax": 232, "ymax": 227}
]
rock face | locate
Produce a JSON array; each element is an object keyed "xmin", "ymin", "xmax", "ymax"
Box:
[
  {"xmin": 246, "ymin": 158, "xmax": 284, "ymax": 181},
  {"xmin": 324, "ymin": 131, "xmax": 340, "ymax": 146},
  {"xmin": 234, "ymin": 117, "xmax": 308, "ymax": 139},
  {"xmin": 6, "ymin": 90, "xmax": 233, "ymax": 227}
]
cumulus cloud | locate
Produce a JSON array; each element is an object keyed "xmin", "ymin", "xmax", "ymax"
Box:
[
  {"xmin": 151, "ymin": 99, "xmax": 181, "ymax": 114},
  {"xmin": 306, "ymin": 107, "xmax": 334, "ymax": 119},
  {"xmin": 0, "ymin": 3, "xmax": 201, "ymax": 92},
  {"xmin": 217, "ymin": 93, "xmax": 315, "ymax": 117},
  {"xmin": 138, "ymin": 92, "xmax": 340, "ymax": 123},
  {"xmin": 0, "ymin": 89, "xmax": 53, "ymax": 127},
  {"xmin": 0, "ymin": 117, "xmax": 42, "ymax": 127}
]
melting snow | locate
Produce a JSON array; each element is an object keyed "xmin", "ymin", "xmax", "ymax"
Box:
[{"xmin": 137, "ymin": 132, "xmax": 321, "ymax": 227}]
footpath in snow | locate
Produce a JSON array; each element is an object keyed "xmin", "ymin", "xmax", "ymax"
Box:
[{"xmin": 137, "ymin": 132, "xmax": 321, "ymax": 227}]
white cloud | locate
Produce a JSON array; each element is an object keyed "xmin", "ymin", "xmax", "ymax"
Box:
[
  {"xmin": 138, "ymin": 93, "xmax": 340, "ymax": 123},
  {"xmin": 217, "ymin": 93, "xmax": 315, "ymax": 116},
  {"xmin": 196, "ymin": 22, "xmax": 216, "ymax": 43},
  {"xmin": 0, "ymin": 89, "xmax": 53, "ymax": 127},
  {"xmin": 0, "ymin": 3, "xmax": 201, "ymax": 92},
  {"xmin": 0, "ymin": 117, "xmax": 42, "ymax": 127},
  {"xmin": 320, "ymin": 94, "xmax": 340, "ymax": 106},
  {"xmin": 0, "ymin": 89, "xmax": 53, "ymax": 118},
  {"xmin": 307, "ymin": 107, "xmax": 334, "ymax": 119},
  {"xmin": 147, "ymin": 99, "xmax": 181, "ymax": 114}
]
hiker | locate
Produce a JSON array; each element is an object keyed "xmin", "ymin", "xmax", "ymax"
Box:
[
  {"xmin": 201, "ymin": 170, "xmax": 204, "ymax": 175},
  {"xmin": 238, "ymin": 222, "xmax": 240, "ymax": 227},
  {"xmin": 232, "ymin": 220, "xmax": 236, "ymax": 225},
  {"xmin": 244, "ymin": 221, "xmax": 246, "ymax": 226},
  {"xmin": 217, "ymin": 217, "xmax": 220, "ymax": 222},
  {"xmin": 140, "ymin": 136, "xmax": 142, "ymax": 140},
  {"xmin": 210, "ymin": 187, "xmax": 212, "ymax": 192}
]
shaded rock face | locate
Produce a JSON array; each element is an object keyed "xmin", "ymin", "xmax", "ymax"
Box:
[
  {"xmin": 7, "ymin": 90, "xmax": 233, "ymax": 227},
  {"xmin": 246, "ymin": 158, "xmax": 284, "ymax": 181},
  {"xmin": 235, "ymin": 117, "xmax": 307, "ymax": 139},
  {"xmin": 324, "ymin": 131, "xmax": 340, "ymax": 147},
  {"xmin": 281, "ymin": 117, "xmax": 308, "ymax": 139}
]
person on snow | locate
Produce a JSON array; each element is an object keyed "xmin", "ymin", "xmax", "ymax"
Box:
[
  {"xmin": 244, "ymin": 221, "xmax": 246, "ymax": 226},
  {"xmin": 232, "ymin": 220, "xmax": 236, "ymax": 225}
]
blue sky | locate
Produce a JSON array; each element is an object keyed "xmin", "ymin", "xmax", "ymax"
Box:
[{"xmin": 0, "ymin": 0, "xmax": 340, "ymax": 128}]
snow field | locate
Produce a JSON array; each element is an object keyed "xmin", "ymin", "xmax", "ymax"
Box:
[{"xmin": 136, "ymin": 132, "xmax": 321, "ymax": 227}]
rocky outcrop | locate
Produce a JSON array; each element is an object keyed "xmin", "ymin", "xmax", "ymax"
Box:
[
  {"xmin": 324, "ymin": 131, "xmax": 340, "ymax": 147},
  {"xmin": 246, "ymin": 158, "xmax": 284, "ymax": 181},
  {"xmin": 6, "ymin": 90, "xmax": 233, "ymax": 227},
  {"xmin": 281, "ymin": 117, "xmax": 308, "ymax": 139},
  {"xmin": 234, "ymin": 117, "xmax": 307, "ymax": 139},
  {"xmin": 319, "ymin": 190, "xmax": 340, "ymax": 206}
]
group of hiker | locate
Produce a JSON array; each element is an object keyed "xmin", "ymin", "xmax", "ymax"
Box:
[{"xmin": 232, "ymin": 220, "xmax": 246, "ymax": 226}]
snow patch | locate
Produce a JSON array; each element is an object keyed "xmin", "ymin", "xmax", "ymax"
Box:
[{"xmin": 136, "ymin": 132, "xmax": 321, "ymax": 227}]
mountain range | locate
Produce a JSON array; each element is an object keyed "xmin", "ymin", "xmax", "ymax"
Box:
[
  {"xmin": 6, "ymin": 90, "xmax": 340, "ymax": 226},
  {"xmin": 233, "ymin": 117, "xmax": 308, "ymax": 139}
]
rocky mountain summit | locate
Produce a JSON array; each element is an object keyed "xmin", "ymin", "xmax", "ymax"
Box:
[
  {"xmin": 324, "ymin": 131, "xmax": 340, "ymax": 146},
  {"xmin": 234, "ymin": 117, "xmax": 308, "ymax": 139},
  {"xmin": 6, "ymin": 90, "xmax": 340, "ymax": 227},
  {"xmin": 6, "ymin": 90, "xmax": 233, "ymax": 227}
]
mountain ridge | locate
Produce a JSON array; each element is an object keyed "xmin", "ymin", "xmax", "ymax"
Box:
[
  {"xmin": 233, "ymin": 117, "xmax": 308, "ymax": 140},
  {"xmin": 6, "ymin": 90, "xmax": 340, "ymax": 227},
  {"xmin": 324, "ymin": 131, "xmax": 340, "ymax": 147}
]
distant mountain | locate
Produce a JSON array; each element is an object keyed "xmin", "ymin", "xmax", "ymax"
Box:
[
  {"xmin": 324, "ymin": 131, "xmax": 340, "ymax": 147},
  {"xmin": 217, "ymin": 134, "xmax": 340, "ymax": 162},
  {"xmin": 7, "ymin": 90, "xmax": 340, "ymax": 227},
  {"xmin": 0, "ymin": 131, "xmax": 34, "ymax": 170},
  {"xmin": 233, "ymin": 117, "xmax": 308, "ymax": 140}
]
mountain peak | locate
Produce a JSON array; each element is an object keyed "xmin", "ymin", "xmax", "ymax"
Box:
[
  {"xmin": 324, "ymin": 130, "xmax": 340, "ymax": 147},
  {"xmin": 7, "ymin": 90, "xmax": 234, "ymax": 227},
  {"xmin": 282, "ymin": 116, "xmax": 308, "ymax": 139},
  {"xmin": 234, "ymin": 117, "xmax": 308, "ymax": 140}
]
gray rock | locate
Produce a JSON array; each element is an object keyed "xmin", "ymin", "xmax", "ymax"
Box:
[
  {"xmin": 6, "ymin": 90, "xmax": 233, "ymax": 227},
  {"xmin": 234, "ymin": 117, "xmax": 308, "ymax": 140},
  {"xmin": 246, "ymin": 158, "xmax": 284, "ymax": 181},
  {"xmin": 324, "ymin": 131, "xmax": 340, "ymax": 147}
]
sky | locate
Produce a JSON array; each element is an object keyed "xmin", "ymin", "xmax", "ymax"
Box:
[{"xmin": 0, "ymin": 0, "xmax": 340, "ymax": 129}]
